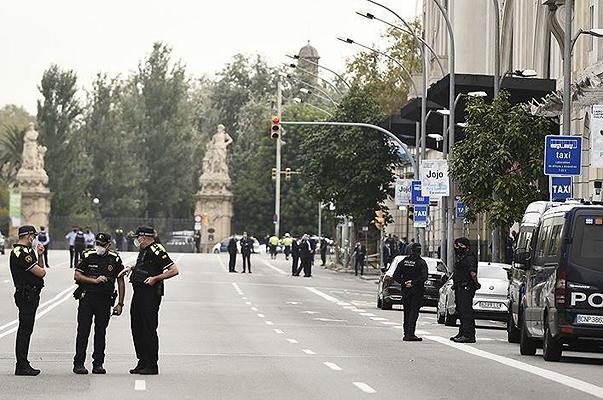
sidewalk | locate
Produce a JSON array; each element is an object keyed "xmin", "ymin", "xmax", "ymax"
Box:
[{"xmin": 322, "ymin": 262, "xmax": 381, "ymax": 280}]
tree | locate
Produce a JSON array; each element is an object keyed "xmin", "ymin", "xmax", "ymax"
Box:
[
  {"xmin": 0, "ymin": 105, "xmax": 34, "ymax": 137},
  {"xmin": 0, "ymin": 125, "xmax": 25, "ymax": 184},
  {"xmin": 449, "ymin": 92, "xmax": 550, "ymax": 239},
  {"xmin": 300, "ymin": 85, "xmax": 401, "ymax": 224},
  {"xmin": 37, "ymin": 65, "xmax": 84, "ymax": 215}
]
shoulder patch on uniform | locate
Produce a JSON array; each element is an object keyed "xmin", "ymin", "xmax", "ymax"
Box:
[
  {"xmin": 83, "ymin": 249, "xmax": 95, "ymax": 258},
  {"xmin": 108, "ymin": 250, "xmax": 118, "ymax": 257},
  {"xmin": 12, "ymin": 247, "xmax": 22, "ymax": 257},
  {"xmin": 152, "ymin": 243, "xmax": 166, "ymax": 253},
  {"xmin": 25, "ymin": 255, "xmax": 33, "ymax": 263},
  {"xmin": 23, "ymin": 247, "xmax": 31, "ymax": 253}
]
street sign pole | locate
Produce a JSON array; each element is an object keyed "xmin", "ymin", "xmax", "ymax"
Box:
[{"xmin": 275, "ymin": 81, "xmax": 282, "ymax": 237}]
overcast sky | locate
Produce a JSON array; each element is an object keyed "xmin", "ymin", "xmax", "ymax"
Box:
[{"xmin": 0, "ymin": 0, "xmax": 421, "ymax": 114}]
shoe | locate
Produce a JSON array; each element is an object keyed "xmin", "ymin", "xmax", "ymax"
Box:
[
  {"xmin": 403, "ymin": 335, "xmax": 423, "ymax": 342},
  {"xmin": 15, "ymin": 365, "xmax": 41, "ymax": 376},
  {"xmin": 248, "ymin": 271, "xmax": 252, "ymax": 274},
  {"xmin": 92, "ymin": 365, "xmax": 106, "ymax": 374},
  {"xmin": 240, "ymin": 271, "xmax": 246, "ymax": 274},
  {"xmin": 303, "ymin": 275, "xmax": 312, "ymax": 278},
  {"xmin": 73, "ymin": 365, "xmax": 89, "ymax": 375},
  {"xmin": 138, "ymin": 366, "xmax": 159, "ymax": 375},
  {"xmin": 129, "ymin": 363, "xmax": 145, "ymax": 374},
  {"xmin": 292, "ymin": 274, "xmax": 299, "ymax": 276},
  {"xmin": 452, "ymin": 336, "xmax": 476, "ymax": 343},
  {"xmin": 450, "ymin": 334, "xmax": 462, "ymax": 341}
]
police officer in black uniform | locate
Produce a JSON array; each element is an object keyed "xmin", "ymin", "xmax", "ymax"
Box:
[
  {"xmin": 73, "ymin": 233, "xmax": 126, "ymax": 374},
  {"xmin": 227, "ymin": 236, "xmax": 238, "ymax": 273},
  {"xmin": 240, "ymin": 232, "xmax": 253, "ymax": 273},
  {"xmin": 298, "ymin": 235, "xmax": 312, "ymax": 277},
  {"xmin": 291, "ymin": 237, "xmax": 300, "ymax": 276},
  {"xmin": 124, "ymin": 226, "xmax": 179, "ymax": 375},
  {"xmin": 10, "ymin": 225, "xmax": 46, "ymax": 376},
  {"xmin": 451, "ymin": 237, "xmax": 480, "ymax": 343},
  {"xmin": 392, "ymin": 242, "xmax": 428, "ymax": 341}
]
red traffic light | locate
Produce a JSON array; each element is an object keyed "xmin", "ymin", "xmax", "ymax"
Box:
[{"xmin": 271, "ymin": 116, "xmax": 280, "ymax": 124}]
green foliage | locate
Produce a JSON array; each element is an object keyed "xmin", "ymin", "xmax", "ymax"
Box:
[
  {"xmin": 0, "ymin": 125, "xmax": 26, "ymax": 184},
  {"xmin": 449, "ymin": 92, "xmax": 550, "ymax": 227},
  {"xmin": 0, "ymin": 105, "xmax": 34, "ymax": 137},
  {"xmin": 300, "ymin": 85, "xmax": 401, "ymax": 224}
]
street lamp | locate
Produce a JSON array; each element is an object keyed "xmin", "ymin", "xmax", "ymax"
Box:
[
  {"xmin": 287, "ymin": 63, "xmax": 343, "ymax": 96},
  {"xmin": 293, "ymin": 97, "xmax": 334, "ymax": 117},
  {"xmin": 298, "ymin": 86, "xmax": 339, "ymax": 106},
  {"xmin": 281, "ymin": 71, "xmax": 340, "ymax": 106},
  {"xmin": 92, "ymin": 197, "xmax": 101, "ymax": 232},
  {"xmin": 286, "ymin": 54, "xmax": 351, "ymax": 89}
]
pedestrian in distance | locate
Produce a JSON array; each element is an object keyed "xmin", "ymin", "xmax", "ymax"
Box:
[
  {"xmin": 399, "ymin": 237, "xmax": 408, "ymax": 258},
  {"xmin": 10, "ymin": 225, "xmax": 46, "ymax": 376},
  {"xmin": 74, "ymin": 228, "xmax": 86, "ymax": 267},
  {"xmin": 72, "ymin": 233, "xmax": 126, "ymax": 375},
  {"xmin": 319, "ymin": 237, "xmax": 328, "ymax": 266},
  {"xmin": 297, "ymin": 234, "xmax": 312, "ymax": 277},
  {"xmin": 120, "ymin": 226, "xmax": 179, "ymax": 375},
  {"xmin": 37, "ymin": 226, "xmax": 50, "ymax": 268},
  {"xmin": 227, "ymin": 235, "xmax": 238, "ymax": 273},
  {"xmin": 282, "ymin": 233, "xmax": 293, "ymax": 261},
  {"xmin": 84, "ymin": 227, "xmax": 95, "ymax": 249},
  {"xmin": 115, "ymin": 228, "xmax": 125, "ymax": 252},
  {"xmin": 450, "ymin": 237, "xmax": 480, "ymax": 344},
  {"xmin": 240, "ymin": 232, "xmax": 253, "ymax": 273},
  {"xmin": 66, "ymin": 226, "xmax": 78, "ymax": 268},
  {"xmin": 383, "ymin": 242, "xmax": 392, "ymax": 268},
  {"xmin": 392, "ymin": 242, "xmax": 428, "ymax": 342},
  {"xmin": 268, "ymin": 234, "xmax": 279, "ymax": 260},
  {"xmin": 291, "ymin": 237, "xmax": 300, "ymax": 276},
  {"xmin": 193, "ymin": 230, "xmax": 201, "ymax": 253},
  {"xmin": 353, "ymin": 242, "xmax": 367, "ymax": 276}
]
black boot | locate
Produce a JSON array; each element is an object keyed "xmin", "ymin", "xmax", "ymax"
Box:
[
  {"xmin": 73, "ymin": 365, "xmax": 89, "ymax": 375},
  {"xmin": 15, "ymin": 364, "xmax": 41, "ymax": 376},
  {"xmin": 92, "ymin": 365, "xmax": 106, "ymax": 374},
  {"xmin": 129, "ymin": 362, "xmax": 145, "ymax": 374}
]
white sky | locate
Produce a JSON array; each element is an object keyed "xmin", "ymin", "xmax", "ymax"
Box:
[{"xmin": 0, "ymin": 0, "xmax": 421, "ymax": 114}]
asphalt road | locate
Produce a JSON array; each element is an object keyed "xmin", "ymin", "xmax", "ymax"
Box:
[{"xmin": 0, "ymin": 250, "xmax": 602, "ymax": 399}]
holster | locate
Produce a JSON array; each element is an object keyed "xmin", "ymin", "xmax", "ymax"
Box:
[
  {"xmin": 17, "ymin": 285, "xmax": 41, "ymax": 302},
  {"xmin": 73, "ymin": 286, "xmax": 85, "ymax": 300}
]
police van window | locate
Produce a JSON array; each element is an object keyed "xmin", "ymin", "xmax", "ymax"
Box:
[
  {"xmin": 533, "ymin": 221, "xmax": 551, "ymax": 265},
  {"xmin": 517, "ymin": 230, "xmax": 533, "ymax": 251},
  {"xmin": 570, "ymin": 214, "xmax": 603, "ymax": 270},
  {"xmin": 545, "ymin": 221, "xmax": 564, "ymax": 260}
]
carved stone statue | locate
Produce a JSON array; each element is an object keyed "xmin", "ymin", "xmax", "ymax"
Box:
[
  {"xmin": 21, "ymin": 123, "xmax": 48, "ymax": 172},
  {"xmin": 202, "ymin": 124, "xmax": 233, "ymax": 177}
]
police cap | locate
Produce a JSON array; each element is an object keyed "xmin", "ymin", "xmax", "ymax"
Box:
[
  {"xmin": 18, "ymin": 225, "xmax": 37, "ymax": 237},
  {"xmin": 409, "ymin": 242, "xmax": 422, "ymax": 254},
  {"xmin": 95, "ymin": 232, "xmax": 111, "ymax": 245},
  {"xmin": 135, "ymin": 226, "xmax": 155, "ymax": 237}
]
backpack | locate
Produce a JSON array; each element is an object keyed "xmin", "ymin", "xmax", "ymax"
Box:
[
  {"xmin": 74, "ymin": 232, "xmax": 85, "ymax": 246},
  {"xmin": 38, "ymin": 232, "xmax": 47, "ymax": 242}
]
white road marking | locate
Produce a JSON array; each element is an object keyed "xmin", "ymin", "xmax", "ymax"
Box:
[
  {"xmin": 415, "ymin": 330, "xmax": 431, "ymax": 335},
  {"xmin": 323, "ymin": 362, "xmax": 342, "ymax": 371},
  {"xmin": 343, "ymin": 306, "xmax": 356, "ymax": 310},
  {"xmin": 245, "ymin": 302, "xmax": 252, "ymax": 305},
  {"xmin": 286, "ymin": 339, "xmax": 298, "ymax": 344},
  {"xmin": 426, "ymin": 335, "xmax": 603, "ymax": 399},
  {"xmin": 265, "ymin": 321, "xmax": 274, "ymax": 325},
  {"xmin": 353, "ymin": 382, "xmax": 377, "ymax": 394},
  {"xmin": 300, "ymin": 311, "xmax": 319, "ymax": 315},
  {"xmin": 257, "ymin": 314, "xmax": 265, "ymax": 318},
  {"xmin": 381, "ymin": 322, "xmax": 399, "ymax": 326},
  {"xmin": 215, "ymin": 254, "xmax": 230, "ymax": 272},
  {"xmin": 274, "ymin": 329, "xmax": 285, "ymax": 334},
  {"xmin": 337, "ymin": 302, "xmax": 351, "ymax": 306},
  {"xmin": 3, "ymin": 279, "xmax": 10, "ymax": 283},
  {"xmin": 286, "ymin": 301, "xmax": 301, "ymax": 305},
  {"xmin": 306, "ymin": 287, "xmax": 340, "ymax": 303},
  {"xmin": 360, "ymin": 313, "xmax": 377, "ymax": 317},
  {"xmin": 302, "ymin": 349, "xmax": 316, "ymax": 355},
  {"xmin": 251, "ymin": 307, "xmax": 258, "ymax": 311},
  {"xmin": 232, "ymin": 283, "xmax": 242, "ymax": 293},
  {"xmin": 312, "ymin": 318, "xmax": 347, "ymax": 322},
  {"xmin": 134, "ymin": 380, "xmax": 146, "ymax": 391},
  {"xmin": 260, "ymin": 259, "xmax": 287, "ymax": 275},
  {"xmin": 242, "ymin": 297, "xmax": 248, "ymax": 300},
  {"xmin": 370, "ymin": 317, "xmax": 388, "ymax": 321},
  {"xmin": 352, "ymin": 309, "xmax": 367, "ymax": 312}
]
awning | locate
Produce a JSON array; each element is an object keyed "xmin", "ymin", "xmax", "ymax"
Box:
[{"xmin": 380, "ymin": 114, "xmax": 443, "ymax": 151}]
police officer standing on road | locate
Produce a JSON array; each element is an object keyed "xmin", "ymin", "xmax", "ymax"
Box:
[
  {"xmin": 73, "ymin": 233, "xmax": 126, "ymax": 375},
  {"xmin": 291, "ymin": 237, "xmax": 300, "ymax": 276},
  {"xmin": 37, "ymin": 226, "xmax": 50, "ymax": 268},
  {"xmin": 392, "ymin": 242, "xmax": 428, "ymax": 341},
  {"xmin": 227, "ymin": 235, "xmax": 238, "ymax": 273},
  {"xmin": 123, "ymin": 226, "xmax": 179, "ymax": 375},
  {"xmin": 451, "ymin": 237, "xmax": 480, "ymax": 343},
  {"xmin": 297, "ymin": 234, "xmax": 313, "ymax": 277},
  {"xmin": 353, "ymin": 242, "xmax": 366, "ymax": 276},
  {"xmin": 282, "ymin": 233, "xmax": 293, "ymax": 261},
  {"xmin": 10, "ymin": 225, "xmax": 46, "ymax": 376},
  {"xmin": 320, "ymin": 237, "xmax": 328, "ymax": 266},
  {"xmin": 240, "ymin": 232, "xmax": 253, "ymax": 273}
]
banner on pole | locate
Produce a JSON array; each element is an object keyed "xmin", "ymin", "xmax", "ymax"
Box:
[
  {"xmin": 9, "ymin": 188, "xmax": 21, "ymax": 227},
  {"xmin": 394, "ymin": 179, "xmax": 412, "ymax": 205},
  {"xmin": 591, "ymin": 105, "xmax": 603, "ymax": 167},
  {"xmin": 413, "ymin": 205, "xmax": 428, "ymax": 228},
  {"xmin": 549, "ymin": 176, "xmax": 573, "ymax": 202},
  {"xmin": 420, "ymin": 159, "xmax": 450, "ymax": 197},
  {"xmin": 411, "ymin": 180, "xmax": 429, "ymax": 205}
]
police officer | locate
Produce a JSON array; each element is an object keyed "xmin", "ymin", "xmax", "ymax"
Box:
[
  {"xmin": 227, "ymin": 235, "xmax": 237, "ymax": 273},
  {"xmin": 268, "ymin": 234, "xmax": 279, "ymax": 259},
  {"xmin": 297, "ymin": 234, "xmax": 312, "ymax": 277},
  {"xmin": 240, "ymin": 232, "xmax": 253, "ymax": 273},
  {"xmin": 319, "ymin": 237, "xmax": 328, "ymax": 266},
  {"xmin": 282, "ymin": 233, "xmax": 293, "ymax": 261},
  {"xmin": 451, "ymin": 237, "xmax": 480, "ymax": 343},
  {"xmin": 73, "ymin": 233, "xmax": 126, "ymax": 374},
  {"xmin": 125, "ymin": 226, "xmax": 179, "ymax": 375},
  {"xmin": 10, "ymin": 225, "xmax": 46, "ymax": 376},
  {"xmin": 353, "ymin": 242, "xmax": 366, "ymax": 276},
  {"xmin": 392, "ymin": 242, "xmax": 428, "ymax": 341},
  {"xmin": 291, "ymin": 237, "xmax": 300, "ymax": 276}
]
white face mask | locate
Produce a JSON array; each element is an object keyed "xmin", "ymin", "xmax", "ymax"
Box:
[
  {"xmin": 133, "ymin": 238, "xmax": 141, "ymax": 248},
  {"xmin": 95, "ymin": 245, "xmax": 107, "ymax": 255}
]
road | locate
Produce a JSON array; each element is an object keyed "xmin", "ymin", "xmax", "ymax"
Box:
[{"xmin": 0, "ymin": 250, "xmax": 602, "ymax": 399}]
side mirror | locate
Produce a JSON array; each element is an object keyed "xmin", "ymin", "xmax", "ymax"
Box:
[
  {"xmin": 381, "ymin": 267, "xmax": 387, "ymax": 273},
  {"xmin": 513, "ymin": 249, "xmax": 531, "ymax": 270}
]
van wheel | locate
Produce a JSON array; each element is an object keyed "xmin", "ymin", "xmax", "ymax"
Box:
[
  {"xmin": 444, "ymin": 310, "xmax": 456, "ymax": 326},
  {"xmin": 507, "ymin": 310, "xmax": 521, "ymax": 344},
  {"xmin": 382, "ymin": 299, "xmax": 392, "ymax": 310},
  {"xmin": 519, "ymin": 319, "xmax": 537, "ymax": 356},
  {"xmin": 543, "ymin": 323, "xmax": 562, "ymax": 361}
]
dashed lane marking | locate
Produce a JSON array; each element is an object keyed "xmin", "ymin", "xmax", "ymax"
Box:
[
  {"xmin": 302, "ymin": 349, "xmax": 316, "ymax": 355},
  {"xmin": 260, "ymin": 259, "xmax": 288, "ymax": 275},
  {"xmin": 245, "ymin": 302, "xmax": 252, "ymax": 305},
  {"xmin": 232, "ymin": 283, "xmax": 243, "ymax": 293},
  {"xmin": 370, "ymin": 317, "xmax": 388, "ymax": 321},
  {"xmin": 251, "ymin": 307, "xmax": 258, "ymax": 311},
  {"xmin": 274, "ymin": 329, "xmax": 285, "ymax": 334},
  {"xmin": 353, "ymin": 382, "xmax": 376, "ymax": 394},
  {"xmin": 323, "ymin": 362, "xmax": 342, "ymax": 371},
  {"xmin": 265, "ymin": 321, "xmax": 274, "ymax": 325},
  {"xmin": 360, "ymin": 313, "xmax": 377, "ymax": 317},
  {"xmin": 287, "ymin": 339, "xmax": 298, "ymax": 344},
  {"xmin": 257, "ymin": 314, "xmax": 265, "ymax": 318},
  {"xmin": 134, "ymin": 380, "xmax": 146, "ymax": 391}
]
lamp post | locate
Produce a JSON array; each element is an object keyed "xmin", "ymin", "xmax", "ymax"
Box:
[
  {"xmin": 280, "ymin": 71, "xmax": 340, "ymax": 106},
  {"xmin": 92, "ymin": 197, "xmax": 101, "ymax": 232},
  {"xmin": 275, "ymin": 80, "xmax": 283, "ymax": 237},
  {"xmin": 298, "ymin": 87, "xmax": 339, "ymax": 107},
  {"xmin": 286, "ymin": 54, "xmax": 351, "ymax": 89},
  {"xmin": 493, "ymin": 0, "xmax": 501, "ymax": 98},
  {"xmin": 292, "ymin": 97, "xmax": 334, "ymax": 117},
  {"xmin": 287, "ymin": 64, "xmax": 343, "ymax": 96}
]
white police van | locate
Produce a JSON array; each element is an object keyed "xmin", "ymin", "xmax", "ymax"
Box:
[{"xmin": 514, "ymin": 201, "xmax": 603, "ymax": 361}]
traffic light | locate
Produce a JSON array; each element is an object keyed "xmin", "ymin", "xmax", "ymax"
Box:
[
  {"xmin": 374, "ymin": 210, "xmax": 385, "ymax": 230},
  {"xmin": 271, "ymin": 168, "xmax": 277, "ymax": 180},
  {"xmin": 408, "ymin": 206, "xmax": 414, "ymax": 221},
  {"xmin": 271, "ymin": 116, "xmax": 281, "ymax": 139},
  {"xmin": 285, "ymin": 167, "xmax": 292, "ymax": 181}
]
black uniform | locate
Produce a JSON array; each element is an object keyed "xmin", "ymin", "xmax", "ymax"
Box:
[
  {"xmin": 453, "ymin": 252, "xmax": 479, "ymax": 340},
  {"xmin": 130, "ymin": 242, "xmax": 174, "ymax": 371},
  {"xmin": 392, "ymin": 254, "xmax": 428, "ymax": 338},
  {"xmin": 10, "ymin": 244, "xmax": 44, "ymax": 369},
  {"xmin": 297, "ymin": 240, "xmax": 312, "ymax": 277},
  {"xmin": 291, "ymin": 240, "xmax": 300, "ymax": 276},
  {"xmin": 227, "ymin": 237, "xmax": 237, "ymax": 272},
  {"xmin": 74, "ymin": 231, "xmax": 86, "ymax": 266},
  {"xmin": 320, "ymin": 238, "xmax": 328, "ymax": 266},
  {"xmin": 240, "ymin": 237, "xmax": 253, "ymax": 273},
  {"xmin": 74, "ymin": 249, "xmax": 124, "ymax": 368},
  {"xmin": 353, "ymin": 244, "xmax": 366, "ymax": 276}
]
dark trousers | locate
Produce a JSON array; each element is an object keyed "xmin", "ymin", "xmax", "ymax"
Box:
[
  {"xmin": 354, "ymin": 255, "xmax": 365, "ymax": 276},
  {"xmin": 292, "ymin": 256, "xmax": 299, "ymax": 275},
  {"xmin": 131, "ymin": 289, "xmax": 162, "ymax": 367},
  {"xmin": 69, "ymin": 245, "xmax": 75, "ymax": 267},
  {"xmin": 242, "ymin": 252, "xmax": 251, "ymax": 272},
  {"xmin": 14, "ymin": 289, "xmax": 40, "ymax": 367},
  {"xmin": 269, "ymin": 245, "xmax": 276, "ymax": 259},
  {"xmin": 320, "ymin": 250, "xmax": 327, "ymax": 265},
  {"xmin": 455, "ymin": 285, "xmax": 476, "ymax": 339},
  {"xmin": 284, "ymin": 246, "xmax": 291, "ymax": 260},
  {"xmin": 74, "ymin": 294, "xmax": 111, "ymax": 366},
  {"xmin": 297, "ymin": 257, "xmax": 311, "ymax": 277},
  {"xmin": 228, "ymin": 252, "xmax": 237, "ymax": 272},
  {"xmin": 74, "ymin": 246, "xmax": 85, "ymax": 267},
  {"xmin": 402, "ymin": 288, "xmax": 423, "ymax": 336},
  {"xmin": 42, "ymin": 245, "xmax": 49, "ymax": 267}
]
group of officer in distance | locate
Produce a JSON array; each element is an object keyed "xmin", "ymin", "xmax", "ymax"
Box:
[
  {"xmin": 9, "ymin": 225, "xmax": 179, "ymax": 376},
  {"xmin": 390, "ymin": 237, "xmax": 479, "ymax": 343}
]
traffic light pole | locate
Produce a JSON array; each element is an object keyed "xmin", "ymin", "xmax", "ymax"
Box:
[{"xmin": 275, "ymin": 81, "xmax": 283, "ymax": 237}]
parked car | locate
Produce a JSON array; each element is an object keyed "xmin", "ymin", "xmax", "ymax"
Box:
[
  {"xmin": 377, "ymin": 256, "xmax": 448, "ymax": 310},
  {"xmin": 437, "ymin": 262, "xmax": 511, "ymax": 326},
  {"xmin": 164, "ymin": 230, "xmax": 196, "ymax": 253},
  {"xmin": 515, "ymin": 202, "xmax": 603, "ymax": 361},
  {"xmin": 213, "ymin": 236, "xmax": 260, "ymax": 254},
  {"xmin": 0, "ymin": 232, "xmax": 5, "ymax": 255}
]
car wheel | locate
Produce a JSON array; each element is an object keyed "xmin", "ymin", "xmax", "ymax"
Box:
[
  {"xmin": 213, "ymin": 249, "xmax": 219, "ymax": 254},
  {"xmin": 444, "ymin": 310, "xmax": 456, "ymax": 326},
  {"xmin": 382, "ymin": 298, "xmax": 392, "ymax": 310},
  {"xmin": 437, "ymin": 308, "xmax": 445, "ymax": 324},
  {"xmin": 542, "ymin": 322, "xmax": 562, "ymax": 361},
  {"xmin": 519, "ymin": 318, "xmax": 537, "ymax": 356},
  {"xmin": 507, "ymin": 308, "xmax": 521, "ymax": 344}
]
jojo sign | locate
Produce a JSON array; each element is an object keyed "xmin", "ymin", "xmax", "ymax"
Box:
[
  {"xmin": 394, "ymin": 179, "xmax": 412, "ymax": 206},
  {"xmin": 544, "ymin": 135, "xmax": 582, "ymax": 176},
  {"xmin": 420, "ymin": 160, "xmax": 449, "ymax": 197}
]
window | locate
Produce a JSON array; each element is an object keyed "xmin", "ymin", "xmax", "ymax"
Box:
[{"xmin": 570, "ymin": 213, "xmax": 603, "ymax": 271}]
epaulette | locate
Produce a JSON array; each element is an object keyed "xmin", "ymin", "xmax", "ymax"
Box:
[
  {"xmin": 83, "ymin": 249, "xmax": 95, "ymax": 258},
  {"xmin": 108, "ymin": 250, "xmax": 118, "ymax": 257},
  {"xmin": 151, "ymin": 243, "xmax": 166, "ymax": 254}
]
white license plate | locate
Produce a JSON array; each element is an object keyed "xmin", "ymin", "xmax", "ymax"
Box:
[
  {"xmin": 479, "ymin": 301, "xmax": 502, "ymax": 309},
  {"xmin": 576, "ymin": 314, "xmax": 603, "ymax": 325}
]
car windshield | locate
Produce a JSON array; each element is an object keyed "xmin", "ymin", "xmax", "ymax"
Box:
[
  {"xmin": 478, "ymin": 266, "xmax": 507, "ymax": 280},
  {"xmin": 570, "ymin": 213, "xmax": 603, "ymax": 270}
]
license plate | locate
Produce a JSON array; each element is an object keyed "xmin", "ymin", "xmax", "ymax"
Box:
[
  {"xmin": 479, "ymin": 301, "xmax": 502, "ymax": 309},
  {"xmin": 576, "ymin": 314, "xmax": 603, "ymax": 325}
]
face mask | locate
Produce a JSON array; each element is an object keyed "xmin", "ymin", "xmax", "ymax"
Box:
[
  {"xmin": 133, "ymin": 238, "xmax": 141, "ymax": 248},
  {"xmin": 95, "ymin": 245, "xmax": 107, "ymax": 255}
]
